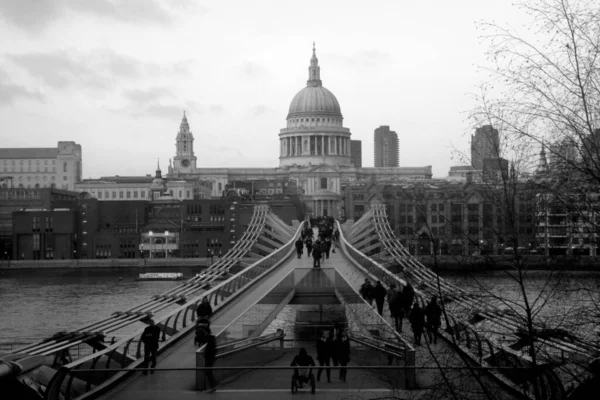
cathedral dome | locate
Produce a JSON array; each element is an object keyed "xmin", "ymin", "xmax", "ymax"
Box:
[
  {"xmin": 287, "ymin": 43, "xmax": 342, "ymax": 119},
  {"xmin": 288, "ymin": 86, "xmax": 341, "ymax": 118}
]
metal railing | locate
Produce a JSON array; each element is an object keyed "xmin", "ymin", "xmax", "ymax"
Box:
[
  {"xmin": 43, "ymin": 219, "xmax": 304, "ymax": 400},
  {"xmin": 341, "ymin": 205, "xmax": 595, "ymax": 399}
]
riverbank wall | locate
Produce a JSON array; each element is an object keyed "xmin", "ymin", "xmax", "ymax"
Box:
[
  {"xmin": 2, "ymin": 254, "xmax": 599, "ymax": 271},
  {"xmin": 0, "ymin": 258, "xmax": 211, "ymax": 270}
]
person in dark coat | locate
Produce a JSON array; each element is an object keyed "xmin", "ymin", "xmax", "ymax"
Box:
[
  {"xmin": 324, "ymin": 237, "xmax": 332, "ymax": 259},
  {"xmin": 327, "ymin": 330, "xmax": 337, "ymax": 367},
  {"xmin": 409, "ymin": 302, "xmax": 425, "ymax": 345},
  {"xmin": 291, "ymin": 347, "xmax": 316, "ymax": 388},
  {"xmin": 141, "ymin": 319, "xmax": 161, "ymax": 374},
  {"xmin": 390, "ymin": 292, "xmax": 404, "ymax": 332},
  {"xmin": 305, "ymin": 237, "xmax": 313, "ymax": 257},
  {"xmin": 204, "ymin": 330, "xmax": 217, "ymax": 392},
  {"xmin": 425, "ymin": 296, "xmax": 442, "ymax": 344},
  {"xmin": 359, "ymin": 279, "xmax": 374, "ymax": 307},
  {"xmin": 316, "ymin": 330, "xmax": 331, "ymax": 382},
  {"xmin": 295, "ymin": 237, "xmax": 304, "ymax": 259},
  {"xmin": 334, "ymin": 330, "xmax": 351, "ymax": 381},
  {"xmin": 373, "ymin": 281, "xmax": 387, "ymax": 316},
  {"xmin": 196, "ymin": 296, "xmax": 213, "ymax": 321},
  {"xmin": 312, "ymin": 242, "xmax": 322, "ymax": 268}
]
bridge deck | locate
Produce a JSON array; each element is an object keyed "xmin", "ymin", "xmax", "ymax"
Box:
[{"xmin": 99, "ymin": 245, "xmax": 520, "ymax": 400}]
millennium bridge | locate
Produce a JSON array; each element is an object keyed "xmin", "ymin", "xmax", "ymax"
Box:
[{"xmin": 1, "ymin": 203, "xmax": 598, "ymax": 399}]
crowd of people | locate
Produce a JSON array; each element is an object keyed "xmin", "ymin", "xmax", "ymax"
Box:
[
  {"xmin": 295, "ymin": 217, "xmax": 340, "ymax": 268},
  {"xmin": 360, "ymin": 278, "xmax": 442, "ymax": 346},
  {"xmin": 291, "ymin": 326, "xmax": 351, "ymax": 389}
]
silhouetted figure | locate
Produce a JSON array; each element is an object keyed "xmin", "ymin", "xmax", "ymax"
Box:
[
  {"xmin": 425, "ymin": 296, "xmax": 442, "ymax": 345},
  {"xmin": 373, "ymin": 281, "xmax": 387, "ymax": 315},
  {"xmin": 196, "ymin": 296, "xmax": 213, "ymax": 321},
  {"xmin": 204, "ymin": 331, "xmax": 217, "ymax": 392},
  {"xmin": 409, "ymin": 302, "xmax": 425, "ymax": 345},
  {"xmin": 334, "ymin": 330, "xmax": 351, "ymax": 381},
  {"xmin": 295, "ymin": 237, "xmax": 304, "ymax": 259},
  {"xmin": 141, "ymin": 319, "xmax": 160, "ymax": 374},
  {"xmin": 316, "ymin": 331, "xmax": 331, "ymax": 382}
]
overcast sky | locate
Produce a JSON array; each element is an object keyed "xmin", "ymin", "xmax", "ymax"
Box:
[{"xmin": 0, "ymin": 0, "xmax": 527, "ymax": 178}]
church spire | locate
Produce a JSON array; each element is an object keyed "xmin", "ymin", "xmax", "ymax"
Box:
[
  {"xmin": 307, "ymin": 42, "xmax": 322, "ymax": 87},
  {"xmin": 155, "ymin": 159, "xmax": 162, "ymax": 178},
  {"xmin": 180, "ymin": 111, "xmax": 190, "ymax": 133},
  {"xmin": 536, "ymin": 143, "xmax": 549, "ymax": 176}
]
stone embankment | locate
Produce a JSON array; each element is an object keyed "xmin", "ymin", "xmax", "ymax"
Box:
[{"xmin": 0, "ymin": 258, "xmax": 211, "ymax": 270}]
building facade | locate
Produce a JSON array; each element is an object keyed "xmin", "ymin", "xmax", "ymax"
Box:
[
  {"xmin": 167, "ymin": 45, "xmax": 432, "ymax": 218},
  {"xmin": 350, "ymin": 140, "xmax": 362, "ymax": 167},
  {"xmin": 471, "ymin": 125, "xmax": 500, "ymax": 170},
  {"xmin": 374, "ymin": 126, "xmax": 399, "ymax": 167},
  {"xmin": 0, "ymin": 142, "xmax": 82, "ymax": 191}
]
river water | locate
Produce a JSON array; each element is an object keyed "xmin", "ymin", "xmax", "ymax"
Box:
[{"xmin": 1, "ymin": 267, "xmax": 599, "ymax": 345}]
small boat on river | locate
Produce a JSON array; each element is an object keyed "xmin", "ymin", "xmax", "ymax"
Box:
[{"xmin": 137, "ymin": 272, "xmax": 186, "ymax": 281}]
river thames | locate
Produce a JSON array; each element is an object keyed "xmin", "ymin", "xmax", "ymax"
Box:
[{"xmin": 1, "ymin": 266, "xmax": 599, "ymax": 345}]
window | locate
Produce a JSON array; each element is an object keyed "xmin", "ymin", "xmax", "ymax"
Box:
[
  {"xmin": 33, "ymin": 234, "xmax": 40, "ymax": 251},
  {"xmin": 63, "ymin": 176, "xmax": 67, "ymax": 180},
  {"xmin": 127, "ymin": 191, "xmax": 131, "ymax": 199},
  {"xmin": 63, "ymin": 163, "xmax": 67, "ymax": 173},
  {"xmin": 133, "ymin": 191, "xmax": 138, "ymax": 198},
  {"xmin": 119, "ymin": 191, "xmax": 124, "ymax": 198},
  {"xmin": 320, "ymin": 177, "xmax": 328, "ymax": 189},
  {"xmin": 98, "ymin": 191, "xmax": 103, "ymax": 199},
  {"xmin": 32, "ymin": 217, "xmax": 40, "ymax": 231},
  {"xmin": 187, "ymin": 190, "xmax": 190, "ymax": 198},
  {"xmin": 112, "ymin": 191, "xmax": 117, "ymax": 199},
  {"xmin": 141, "ymin": 191, "xmax": 145, "ymax": 198}
]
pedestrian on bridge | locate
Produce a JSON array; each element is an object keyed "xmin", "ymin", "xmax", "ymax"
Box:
[
  {"xmin": 203, "ymin": 330, "xmax": 217, "ymax": 393},
  {"xmin": 359, "ymin": 279, "xmax": 374, "ymax": 307},
  {"xmin": 312, "ymin": 242, "xmax": 322, "ymax": 268},
  {"xmin": 295, "ymin": 237, "xmax": 304, "ymax": 258},
  {"xmin": 425, "ymin": 296, "xmax": 442, "ymax": 345},
  {"xmin": 141, "ymin": 319, "xmax": 161, "ymax": 375},
  {"xmin": 373, "ymin": 281, "xmax": 387, "ymax": 316},
  {"xmin": 197, "ymin": 296, "xmax": 213, "ymax": 321},
  {"xmin": 334, "ymin": 330, "xmax": 351, "ymax": 381},
  {"xmin": 305, "ymin": 237, "xmax": 313, "ymax": 257},
  {"xmin": 409, "ymin": 302, "xmax": 425, "ymax": 345},
  {"xmin": 316, "ymin": 330, "xmax": 332, "ymax": 383}
]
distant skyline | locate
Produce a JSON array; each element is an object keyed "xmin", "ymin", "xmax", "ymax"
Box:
[{"xmin": 0, "ymin": 0, "xmax": 528, "ymax": 178}]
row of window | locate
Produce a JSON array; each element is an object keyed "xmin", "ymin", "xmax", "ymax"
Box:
[
  {"xmin": 1, "ymin": 159, "xmax": 57, "ymax": 165},
  {"xmin": 0, "ymin": 166, "xmax": 57, "ymax": 173},
  {"xmin": 88, "ymin": 189, "xmax": 193, "ymax": 199},
  {"xmin": 32, "ymin": 217, "xmax": 53, "ymax": 231}
]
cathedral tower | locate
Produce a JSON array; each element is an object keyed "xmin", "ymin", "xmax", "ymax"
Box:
[{"xmin": 173, "ymin": 111, "xmax": 197, "ymax": 173}]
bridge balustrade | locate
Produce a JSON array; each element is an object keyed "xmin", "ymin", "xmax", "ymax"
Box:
[{"xmin": 43, "ymin": 220, "xmax": 304, "ymax": 400}]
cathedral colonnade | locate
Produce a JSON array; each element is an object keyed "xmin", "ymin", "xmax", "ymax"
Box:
[
  {"xmin": 280, "ymin": 135, "xmax": 351, "ymax": 157},
  {"xmin": 311, "ymin": 199, "xmax": 338, "ymax": 217}
]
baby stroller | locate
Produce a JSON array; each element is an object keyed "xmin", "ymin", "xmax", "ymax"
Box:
[
  {"xmin": 194, "ymin": 318, "xmax": 210, "ymax": 346},
  {"xmin": 291, "ymin": 367, "xmax": 315, "ymax": 394}
]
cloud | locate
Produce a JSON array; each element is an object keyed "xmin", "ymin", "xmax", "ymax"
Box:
[
  {"xmin": 249, "ymin": 105, "xmax": 271, "ymax": 117},
  {"xmin": 0, "ymin": 73, "xmax": 44, "ymax": 106},
  {"xmin": 209, "ymin": 105, "xmax": 224, "ymax": 114},
  {"xmin": 6, "ymin": 50, "xmax": 191, "ymax": 91},
  {"xmin": 240, "ymin": 62, "xmax": 269, "ymax": 78},
  {"xmin": 329, "ymin": 49, "xmax": 394, "ymax": 68},
  {"xmin": 123, "ymin": 87, "xmax": 174, "ymax": 104},
  {"xmin": 0, "ymin": 0, "xmax": 179, "ymax": 33}
]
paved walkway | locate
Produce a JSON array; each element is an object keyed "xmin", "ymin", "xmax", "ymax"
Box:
[{"xmin": 98, "ymin": 237, "xmax": 521, "ymax": 400}]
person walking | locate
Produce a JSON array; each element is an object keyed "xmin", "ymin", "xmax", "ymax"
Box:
[
  {"xmin": 387, "ymin": 283, "xmax": 398, "ymax": 314},
  {"xmin": 316, "ymin": 331, "xmax": 331, "ymax": 383},
  {"xmin": 334, "ymin": 330, "xmax": 351, "ymax": 381},
  {"xmin": 390, "ymin": 292, "xmax": 404, "ymax": 333},
  {"xmin": 204, "ymin": 330, "xmax": 217, "ymax": 392},
  {"xmin": 324, "ymin": 237, "xmax": 332, "ymax": 259},
  {"xmin": 305, "ymin": 237, "xmax": 313, "ymax": 257},
  {"xmin": 312, "ymin": 241, "xmax": 322, "ymax": 268},
  {"xmin": 196, "ymin": 296, "xmax": 213, "ymax": 321},
  {"xmin": 409, "ymin": 302, "xmax": 426, "ymax": 345},
  {"xmin": 295, "ymin": 237, "xmax": 304, "ymax": 259},
  {"xmin": 359, "ymin": 279, "xmax": 374, "ymax": 307},
  {"xmin": 373, "ymin": 281, "xmax": 387, "ymax": 316},
  {"xmin": 141, "ymin": 319, "xmax": 161, "ymax": 375},
  {"xmin": 425, "ymin": 296, "xmax": 442, "ymax": 345}
]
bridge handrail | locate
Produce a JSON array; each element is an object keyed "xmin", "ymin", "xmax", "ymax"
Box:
[
  {"xmin": 348, "ymin": 206, "xmax": 589, "ymax": 399},
  {"xmin": 19, "ymin": 205, "xmax": 279, "ymax": 357},
  {"xmin": 215, "ymin": 331, "xmax": 285, "ymax": 358},
  {"xmin": 43, "ymin": 220, "xmax": 304, "ymax": 400}
]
